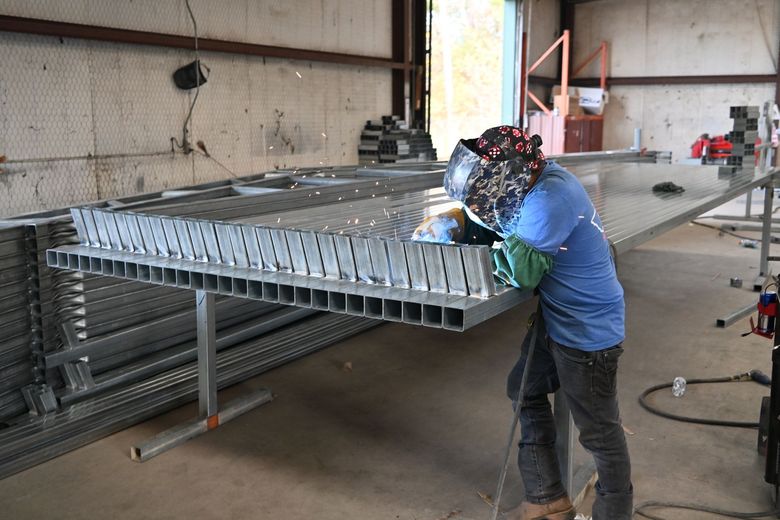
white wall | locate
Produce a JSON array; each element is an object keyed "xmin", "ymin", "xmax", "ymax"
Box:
[
  {"xmin": 573, "ymin": 0, "xmax": 779, "ymax": 161},
  {"xmin": 0, "ymin": 1, "xmax": 393, "ymax": 216},
  {"xmin": 0, "ymin": 0, "xmax": 393, "ymax": 58}
]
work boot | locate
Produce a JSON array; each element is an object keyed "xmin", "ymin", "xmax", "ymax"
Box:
[{"xmin": 504, "ymin": 495, "xmax": 576, "ymax": 520}]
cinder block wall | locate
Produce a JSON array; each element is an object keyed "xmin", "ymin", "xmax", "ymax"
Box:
[
  {"xmin": 573, "ymin": 0, "xmax": 779, "ymax": 161},
  {"xmin": 0, "ymin": 0, "xmax": 392, "ymax": 216}
]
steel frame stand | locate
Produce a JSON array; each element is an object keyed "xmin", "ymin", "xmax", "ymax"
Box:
[
  {"xmin": 718, "ymin": 181, "xmax": 776, "ymax": 327},
  {"xmin": 554, "ymin": 393, "xmax": 596, "ymax": 506},
  {"xmin": 130, "ymin": 291, "xmax": 273, "ymax": 462},
  {"xmin": 754, "ymin": 183, "xmax": 775, "ymax": 291}
]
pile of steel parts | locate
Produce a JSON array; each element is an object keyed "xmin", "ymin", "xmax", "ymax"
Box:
[{"xmin": 2, "ymin": 148, "xmax": 775, "ymax": 480}]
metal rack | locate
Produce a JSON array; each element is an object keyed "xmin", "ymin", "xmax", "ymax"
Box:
[
  {"xmin": 52, "ymin": 161, "xmax": 780, "ymax": 331},
  {"xmin": 43, "ymin": 156, "xmax": 780, "ymax": 471},
  {"xmin": 0, "ymin": 167, "xmax": 431, "ymax": 478},
  {"xmin": 1, "ymin": 148, "xmax": 770, "ymax": 483}
]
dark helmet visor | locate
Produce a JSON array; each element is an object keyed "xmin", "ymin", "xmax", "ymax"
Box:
[{"xmin": 443, "ymin": 139, "xmax": 484, "ymax": 203}]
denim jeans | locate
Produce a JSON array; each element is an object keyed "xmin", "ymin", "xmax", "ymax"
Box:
[{"xmin": 506, "ymin": 315, "xmax": 633, "ymax": 520}]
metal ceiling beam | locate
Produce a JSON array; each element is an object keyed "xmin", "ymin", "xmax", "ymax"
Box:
[
  {"xmin": 529, "ymin": 74, "xmax": 776, "ymax": 87},
  {"xmin": 412, "ymin": 0, "xmax": 429, "ymax": 128},
  {"xmin": 0, "ymin": 15, "xmax": 409, "ymax": 70}
]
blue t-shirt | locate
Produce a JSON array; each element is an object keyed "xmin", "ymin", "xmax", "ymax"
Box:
[{"xmin": 503, "ymin": 161, "xmax": 625, "ymax": 351}]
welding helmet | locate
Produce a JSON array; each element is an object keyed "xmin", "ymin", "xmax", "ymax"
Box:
[{"xmin": 443, "ymin": 126, "xmax": 545, "ymax": 234}]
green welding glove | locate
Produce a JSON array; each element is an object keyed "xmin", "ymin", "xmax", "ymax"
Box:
[{"xmin": 491, "ymin": 234, "xmax": 553, "ymax": 289}]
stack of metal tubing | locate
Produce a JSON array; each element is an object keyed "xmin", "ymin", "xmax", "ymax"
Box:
[
  {"xmin": 58, "ymin": 189, "xmax": 506, "ymax": 332},
  {"xmin": 0, "ymin": 167, "xmax": 431, "ymax": 479},
  {"xmin": 0, "ymin": 225, "xmax": 34, "ymax": 421}
]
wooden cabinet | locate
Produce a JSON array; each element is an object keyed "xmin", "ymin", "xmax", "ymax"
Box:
[
  {"xmin": 527, "ymin": 113, "xmax": 603, "ymax": 155},
  {"xmin": 564, "ymin": 116, "xmax": 603, "ymax": 153}
]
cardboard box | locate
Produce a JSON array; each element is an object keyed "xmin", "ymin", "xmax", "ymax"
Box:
[
  {"xmin": 552, "ymin": 86, "xmax": 608, "ymax": 115},
  {"xmin": 577, "ymin": 87, "xmax": 608, "ymax": 115},
  {"xmin": 554, "ymin": 94, "xmax": 584, "ymax": 117}
]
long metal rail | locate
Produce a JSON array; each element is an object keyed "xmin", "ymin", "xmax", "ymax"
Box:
[
  {"xmin": 49, "ymin": 161, "xmax": 780, "ymax": 332},
  {"xmin": 46, "ymin": 246, "xmax": 526, "ymax": 331}
]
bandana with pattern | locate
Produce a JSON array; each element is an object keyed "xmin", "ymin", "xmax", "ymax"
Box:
[{"xmin": 443, "ymin": 126, "xmax": 545, "ymax": 234}]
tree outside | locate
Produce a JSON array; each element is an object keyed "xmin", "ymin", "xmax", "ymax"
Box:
[{"xmin": 429, "ymin": 0, "xmax": 505, "ymax": 159}]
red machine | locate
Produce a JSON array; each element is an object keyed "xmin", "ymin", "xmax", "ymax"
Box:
[
  {"xmin": 747, "ymin": 288, "xmax": 778, "ymax": 339},
  {"xmin": 691, "ymin": 133, "xmax": 732, "ymax": 161},
  {"xmin": 691, "ymin": 133, "xmax": 760, "ymax": 164}
]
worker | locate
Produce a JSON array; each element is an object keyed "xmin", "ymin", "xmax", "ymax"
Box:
[{"xmin": 414, "ymin": 126, "xmax": 631, "ymax": 520}]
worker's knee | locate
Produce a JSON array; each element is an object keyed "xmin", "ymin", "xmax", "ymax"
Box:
[
  {"xmin": 577, "ymin": 421, "xmax": 627, "ymax": 455},
  {"xmin": 520, "ymin": 393, "xmax": 552, "ymax": 411},
  {"xmin": 516, "ymin": 394, "xmax": 557, "ymax": 445}
]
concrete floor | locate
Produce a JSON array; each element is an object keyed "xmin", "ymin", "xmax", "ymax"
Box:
[{"xmin": 0, "ymin": 222, "xmax": 775, "ymax": 519}]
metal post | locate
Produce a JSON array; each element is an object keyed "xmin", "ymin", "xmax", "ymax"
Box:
[
  {"xmin": 554, "ymin": 391, "xmax": 596, "ymax": 503},
  {"xmin": 765, "ymin": 314, "xmax": 780, "ymax": 492},
  {"xmin": 554, "ymin": 391, "xmax": 574, "ymax": 493},
  {"xmin": 196, "ymin": 290, "xmax": 218, "ymax": 419},
  {"xmin": 129, "ymin": 289, "xmax": 273, "ymax": 462},
  {"xmin": 560, "ymin": 30, "xmax": 570, "ymax": 108},
  {"xmin": 632, "ymin": 128, "xmax": 642, "ymax": 151},
  {"xmin": 761, "ymin": 102, "xmax": 771, "ymax": 174},
  {"xmin": 768, "ymin": 358, "xmax": 780, "ymax": 506},
  {"xmin": 760, "ymin": 184, "xmax": 774, "ymax": 280},
  {"xmin": 599, "ymin": 41, "xmax": 607, "ymax": 91},
  {"xmin": 520, "ymin": 0, "xmax": 530, "ymax": 126}
]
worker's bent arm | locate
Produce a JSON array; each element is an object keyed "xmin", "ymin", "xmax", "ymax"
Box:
[
  {"xmin": 491, "ymin": 235, "xmax": 552, "ymax": 289},
  {"xmin": 491, "ymin": 181, "xmax": 579, "ymax": 289}
]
